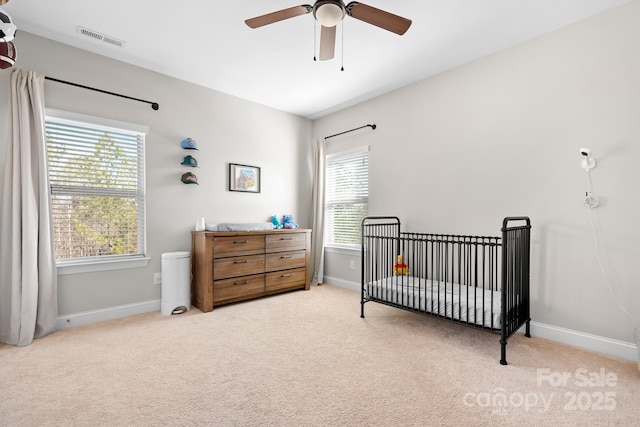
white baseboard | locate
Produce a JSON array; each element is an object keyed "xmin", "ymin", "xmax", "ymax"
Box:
[
  {"xmin": 528, "ymin": 321, "xmax": 638, "ymax": 362},
  {"xmin": 322, "ymin": 276, "xmax": 360, "ymax": 292},
  {"xmin": 323, "ymin": 278, "xmax": 637, "ymax": 362},
  {"xmin": 56, "ymin": 300, "xmax": 160, "ymax": 331}
]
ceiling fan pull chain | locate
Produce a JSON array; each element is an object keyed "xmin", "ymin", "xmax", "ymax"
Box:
[
  {"xmin": 313, "ymin": 19, "xmax": 317, "ymax": 61},
  {"xmin": 341, "ymin": 20, "xmax": 344, "ymax": 71}
]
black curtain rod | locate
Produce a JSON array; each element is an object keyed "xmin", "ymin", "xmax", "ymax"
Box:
[
  {"xmin": 44, "ymin": 76, "xmax": 159, "ymax": 111},
  {"xmin": 325, "ymin": 123, "xmax": 376, "ymax": 139}
]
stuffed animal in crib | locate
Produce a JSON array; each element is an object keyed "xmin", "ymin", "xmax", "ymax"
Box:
[
  {"xmin": 271, "ymin": 214, "xmax": 283, "ymax": 229},
  {"xmin": 282, "ymin": 214, "xmax": 299, "ymax": 229},
  {"xmin": 393, "ymin": 255, "xmax": 410, "ymax": 276}
]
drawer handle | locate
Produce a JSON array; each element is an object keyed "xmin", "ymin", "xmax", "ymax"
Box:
[
  {"xmin": 280, "ymin": 255, "xmax": 292, "ymax": 259},
  {"xmin": 281, "ymin": 273, "xmax": 293, "ymax": 278},
  {"xmin": 233, "ymin": 280, "xmax": 249, "ymax": 286},
  {"xmin": 280, "ymin": 237, "xmax": 293, "ymax": 241},
  {"xmin": 234, "ymin": 260, "xmax": 249, "ymax": 264},
  {"xmin": 234, "ymin": 240, "xmax": 249, "ymax": 244}
]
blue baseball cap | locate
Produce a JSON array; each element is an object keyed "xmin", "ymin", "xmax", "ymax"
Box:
[{"xmin": 181, "ymin": 138, "xmax": 199, "ymax": 150}]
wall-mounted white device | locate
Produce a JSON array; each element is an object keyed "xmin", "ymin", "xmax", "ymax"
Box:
[
  {"xmin": 580, "ymin": 147, "xmax": 596, "ymax": 171},
  {"xmin": 580, "ymin": 148, "xmax": 599, "ymax": 207}
]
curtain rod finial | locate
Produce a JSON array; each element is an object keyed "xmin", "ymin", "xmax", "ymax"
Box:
[{"xmin": 371, "ymin": 124, "xmax": 376, "ymax": 130}]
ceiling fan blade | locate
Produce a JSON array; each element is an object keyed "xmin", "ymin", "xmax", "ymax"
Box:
[
  {"xmin": 319, "ymin": 25, "xmax": 336, "ymax": 61},
  {"xmin": 245, "ymin": 5, "xmax": 312, "ymax": 29},
  {"xmin": 346, "ymin": 2, "xmax": 412, "ymax": 35}
]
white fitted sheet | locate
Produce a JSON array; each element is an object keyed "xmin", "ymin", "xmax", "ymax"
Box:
[{"xmin": 366, "ymin": 276, "xmax": 502, "ymax": 329}]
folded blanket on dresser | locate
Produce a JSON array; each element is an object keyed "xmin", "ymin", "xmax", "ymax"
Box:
[{"xmin": 205, "ymin": 222, "xmax": 274, "ymax": 232}]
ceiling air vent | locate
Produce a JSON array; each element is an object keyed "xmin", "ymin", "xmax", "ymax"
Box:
[{"xmin": 76, "ymin": 26, "xmax": 126, "ymax": 48}]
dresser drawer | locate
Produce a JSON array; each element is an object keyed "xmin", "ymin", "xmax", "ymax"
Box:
[
  {"xmin": 214, "ymin": 254, "xmax": 265, "ymax": 280},
  {"xmin": 265, "ymin": 250, "xmax": 306, "ymax": 272},
  {"xmin": 266, "ymin": 267, "xmax": 306, "ymax": 292},
  {"xmin": 213, "ymin": 235, "xmax": 264, "ymax": 258},
  {"xmin": 213, "ymin": 274, "xmax": 265, "ymax": 303},
  {"xmin": 265, "ymin": 233, "xmax": 306, "ymax": 252}
]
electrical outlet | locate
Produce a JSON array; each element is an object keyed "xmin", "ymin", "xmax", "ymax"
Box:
[
  {"xmin": 154, "ymin": 272, "xmax": 162, "ymax": 285},
  {"xmin": 349, "ymin": 260, "xmax": 355, "ymax": 270}
]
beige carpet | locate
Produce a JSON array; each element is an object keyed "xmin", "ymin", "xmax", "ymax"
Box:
[{"xmin": 1, "ymin": 284, "xmax": 638, "ymax": 427}]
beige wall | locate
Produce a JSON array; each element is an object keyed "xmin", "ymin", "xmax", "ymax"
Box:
[
  {"xmin": 0, "ymin": 32, "xmax": 313, "ymax": 316},
  {"xmin": 314, "ymin": 2, "xmax": 640, "ymax": 343}
]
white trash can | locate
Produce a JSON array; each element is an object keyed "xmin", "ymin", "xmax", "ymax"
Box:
[{"xmin": 161, "ymin": 251, "xmax": 191, "ymax": 315}]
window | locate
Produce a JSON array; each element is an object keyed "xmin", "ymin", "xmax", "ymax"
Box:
[
  {"xmin": 45, "ymin": 109, "xmax": 149, "ymax": 274},
  {"xmin": 325, "ymin": 147, "xmax": 369, "ymax": 248}
]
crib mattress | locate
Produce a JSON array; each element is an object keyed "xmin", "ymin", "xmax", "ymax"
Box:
[{"xmin": 366, "ymin": 276, "xmax": 502, "ymax": 329}]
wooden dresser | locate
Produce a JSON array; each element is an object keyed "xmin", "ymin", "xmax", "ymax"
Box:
[{"xmin": 190, "ymin": 229, "xmax": 311, "ymax": 312}]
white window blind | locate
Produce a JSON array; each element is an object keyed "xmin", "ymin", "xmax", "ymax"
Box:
[
  {"xmin": 45, "ymin": 111, "xmax": 147, "ymax": 263},
  {"xmin": 325, "ymin": 147, "xmax": 369, "ymax": 247}
]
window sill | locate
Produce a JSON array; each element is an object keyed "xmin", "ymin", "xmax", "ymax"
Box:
[
  {"xmin": 324, "ymin": 245, "xmax": 360, "ymax": 256},
  {"xmin": 57, "ymin": 256, "xmax": 151, "ymax": 275}
]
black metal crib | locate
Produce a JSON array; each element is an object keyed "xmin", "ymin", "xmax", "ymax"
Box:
[{"xmin": 360, "ymin": 216, "xmax": 531, "ymax": 365}]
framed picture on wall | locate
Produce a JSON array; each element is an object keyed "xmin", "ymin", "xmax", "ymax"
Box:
[{"xmin": 229, "ymin": 163, "xmax": 261, "ymax": 193}]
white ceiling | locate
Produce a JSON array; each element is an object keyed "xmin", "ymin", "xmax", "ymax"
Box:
[{"xmin": 2, "ymin": 0, "xmax": 631, "ymax": 119}]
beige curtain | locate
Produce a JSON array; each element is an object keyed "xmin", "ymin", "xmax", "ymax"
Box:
[
  {"xmin": 310, "ymin": 137, "xmax": 326, "ymax": 286},
  {"xmin": 0, "ymin": 69, "xmax": 57, "ymax": 346}
]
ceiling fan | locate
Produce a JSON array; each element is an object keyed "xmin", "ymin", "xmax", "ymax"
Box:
[{"xmin": 245, "ymin": 1, "xmax": 412, "ymax": 61}]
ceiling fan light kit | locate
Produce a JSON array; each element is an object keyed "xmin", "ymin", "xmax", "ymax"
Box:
[
  {"xmin": 245, "ymin": 1, "xmax": 411, "ymax": 63},
  {"xmin": 314, "ymin": 1, "xmax": 346, "ymax": 27}
]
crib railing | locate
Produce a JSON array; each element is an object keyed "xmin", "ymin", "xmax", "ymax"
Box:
[{"xmin": 400, "ymin": 232, "xmax": 501, "ymax": 292}]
